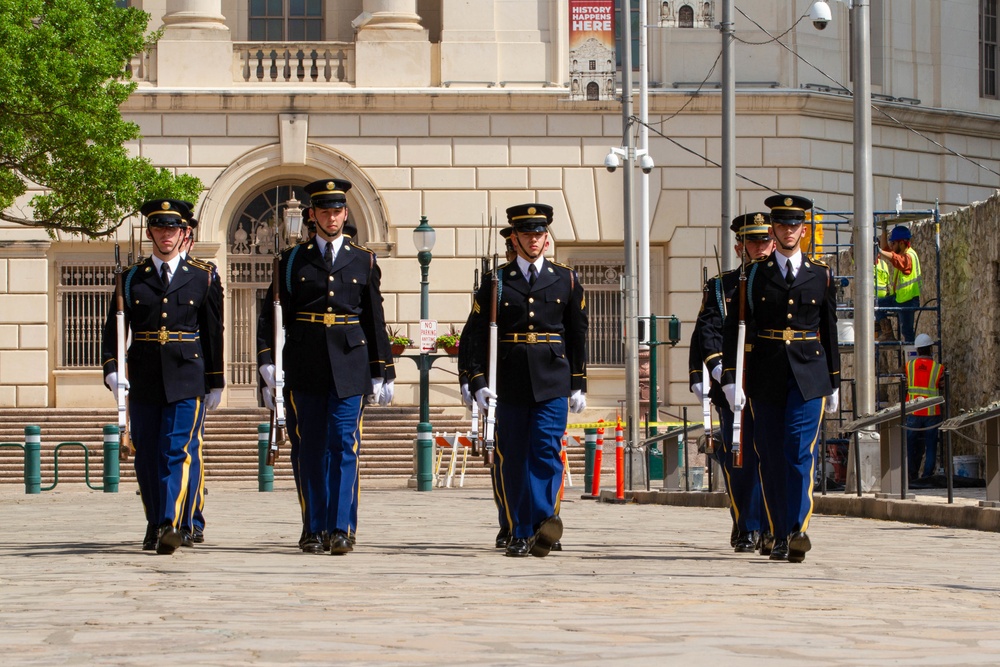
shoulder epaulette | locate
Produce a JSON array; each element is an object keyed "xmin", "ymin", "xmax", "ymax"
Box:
[
  {"xmin": 350, "ymin": 241, "xmax": 375, "ymax": 256},
  {"xmin": 549, "ymin": 260, "xmax": 573, "ymax": 271},
  {"xmin": 809, "ymin": 256, "xmax": 830, "ymax": 268},
  {"xmin": 185, "ymin": 257, "xmax": 215, "ymax": 273}
]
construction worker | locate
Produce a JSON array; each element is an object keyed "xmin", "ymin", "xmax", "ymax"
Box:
[
  {"xmin": 690, "ymin": 212, "xmax": 773, "ymax": 553},
  {"xmin": 873, "ymin": 250, "xmax": 894, "ymax": 341},
  {"xmin": 879, "ymin": 224, "xmax": 921, "ymax": 343},
  {"xmin": 905, "ymin": 333, "xmax": 945, "ymax": 481}
]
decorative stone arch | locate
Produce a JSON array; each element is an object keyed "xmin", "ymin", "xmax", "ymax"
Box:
[{"xmin": 197, "ymin": 142, "xmax": 392, "ymax": 253}]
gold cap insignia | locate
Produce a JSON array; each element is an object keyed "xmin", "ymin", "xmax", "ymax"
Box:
[
  {"xmin": 161, "ymin": 202, "xmax": 171, "ymax": 210},
  {"xmin": 326, "ymin": 181, "xmax": 335, "ymax": 190},
  {"xmin": 784, "ymin": 197, "xmax": 793, "ymax": 206},
  {"xmin": 753, "ymin": 213, "xmax": 764, "ymax": 224},
  {"xmin": 527, "ymin": 207, "xmax": 537, "ymax": 215}
]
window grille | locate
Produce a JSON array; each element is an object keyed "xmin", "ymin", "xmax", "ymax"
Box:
[
  {"xmin": 57, "ymin": 262, "xmax": 116, "ymax": 369},
  {"xmin": 983, "ymin": 0, "xmax": 999, "ymax": 98},
  {"xmin": 572, "ymin": 259, "xmax": 625, "ymax": 366},
  {"xmin": 250, "ymin": 0, "xmax": 324, "ymax": 41}
]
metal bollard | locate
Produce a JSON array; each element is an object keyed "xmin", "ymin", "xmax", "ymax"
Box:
[
  {"xmin": 24, "ymin": 425, "xmax": 41, "ymax": 494},
  {"xmin": 102, "ymin": 425, "xmax": 120, "ymax": 493},
  {"xmin": 258, "ymin": 423, "xmax": 273, "ymax": 492},
  {"xmin": 581, "ymin": 427, "xmax": 597, "ymax": 499}
]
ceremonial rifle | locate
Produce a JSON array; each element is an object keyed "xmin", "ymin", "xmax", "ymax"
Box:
[
  {"xmin": 469, "ymin": 259, "xmax": 481, "ymax": 457},
  {"xmin": 731, "ymin": 246, "xmax": 748, "ymax": 469},
  {"xmin": 700, "ymin": 265, "xmax": 713, "ymax": 454},
  {"xmin": 114, "ymin": 245, "xmax": 133, "ymax": 461},
  {"xmin": 482, "ymin": 251, "xmax": 500, "ymax": 467},
  {"xmin": 267, "ymin": 232, "xmax": 289, "ymax": 466}
]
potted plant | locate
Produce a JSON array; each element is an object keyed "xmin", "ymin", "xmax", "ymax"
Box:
[
  {"xmin": 387, "ymin": 325, "xmax": 412, "ymax": 356},
  {"xmin": 435, "ymin": 325, "xmax": 461, "ymax": 355}
]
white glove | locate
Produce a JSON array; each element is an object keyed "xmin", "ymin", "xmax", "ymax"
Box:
[
  {"xmin": 369, "ymin": 377, "xmax": 384, "ymax": 404},
  {"xmin": 105, "ymin": 372, "xmax": 130, "ymax": 404},
  {"xmin": 475, "ymin": 387, "xmax": 497, "ymax": 413},
  {"xmin": 262, "ymin": 388, "xmax": 275, "ymax": 411},
  {"xmin": 259, "ymin": 364, "xmax": 276, "ymax": 389},
  {"xmin": 569, "ymin": 389, "xmax": 587, "ymax": 414},
  {"xmin": 691, "ymin": 382, "xmax": 705, "ymax": 403},
  {"xmin": 460, "ymin": 382, "xmax": 474, "ymax": 408},
  {"xmin": 205, "ymin": 388, "xmax": 223, "ymax": 411},
  {"xmin": 825, "ymin": 388, "xmax": 840, "ymax": 415},
  {"xmin": 711, "ymin": 365, "xmax": 722, "ymax": 384},
  {"xmin": 379, "ymin": 380, "xmax": 394, "ymax": 407},
  {"xmin": 722, "ymin": 383, "xmax": 745, "ymax": 412}
]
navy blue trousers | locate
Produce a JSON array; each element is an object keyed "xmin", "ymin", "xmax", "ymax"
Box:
[
  {"xmin": 749, "ymin": 379, "xmax": 825, "ymax": 539},
  {"xmin": 131, "ymin": 397, "xmax": 203, "ymax": 528},
  {"xmin": 288, "ymin": 389, "xmax": 363, "ymax": 536},
  {"xmin": 716, "ymin": 402, "xmax": 764, "ymax": 533},
  {"xmin": 496, "ymin": 397, "xmax": 567, "ymax": 539}
]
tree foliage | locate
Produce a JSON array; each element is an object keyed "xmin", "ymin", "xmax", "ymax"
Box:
[{"xmin": 0, "ymin": 0, "xmax": 202, "ymax": 239}]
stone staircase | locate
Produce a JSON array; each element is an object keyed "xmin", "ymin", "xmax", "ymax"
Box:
[{"xmin": 0, "ymin": 406, "xmax": 585, "ymax": 488}]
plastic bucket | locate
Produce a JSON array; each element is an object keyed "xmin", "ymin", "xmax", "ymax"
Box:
[{"xmin": 953, "ymin": 455, "xmax": 981, "ymax": 479}]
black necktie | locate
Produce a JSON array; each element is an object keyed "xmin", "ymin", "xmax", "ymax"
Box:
[
  {"xmin": 785, "ymin": 259, "xmax": 795, "ymax": 286},
  {"xmin": 324, "ymin": 241, "xmax": 333, "ymax": 270},
  {"xmin": 160, "ymin": 262, "xmax": 170, "ymax": 288},
  {"xmin": 528, "ymin": 264, "xmax": 537, "ymax": 287}
]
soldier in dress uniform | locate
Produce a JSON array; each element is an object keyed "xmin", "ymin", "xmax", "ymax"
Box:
[
  {"xmin": 101, "ymin": 199, "xmax": 225, "ymax": 555},
  {"xmin": 463, "ymin": 203, "xmax": 588, "ymax": 558},
  {"xmin": 690, "ymin": 213, "xmax": 773, "ymax": 553},
  {"xmin": 256, "ymin": 178, "xmax": 394, "ymax": 555},
  {"xmin": 721, "ymin": 194, "xmax": 840, "ymax": 563}
]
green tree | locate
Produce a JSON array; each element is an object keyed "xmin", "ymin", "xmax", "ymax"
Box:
[{"xmin": 0, "ymin": 0, "xmax": 201, "ymax": 239}]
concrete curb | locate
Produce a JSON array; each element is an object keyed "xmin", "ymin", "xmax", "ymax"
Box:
[{"xmin": 601, "ymin": 488, "xmax": 1000, "ymax": 532}]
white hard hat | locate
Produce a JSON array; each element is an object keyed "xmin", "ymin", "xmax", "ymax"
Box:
[{"xmin": 914, "ymin": 333, "xmax": 934, "ymax": 348}]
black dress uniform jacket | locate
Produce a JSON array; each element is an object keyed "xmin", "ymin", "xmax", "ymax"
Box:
[
  {"xmin": 722, "ymin": 256, "xmax": 839, "ymax": 404},
  {"xmin": 257, "ymin": 239, "xmax": 394, "ymax": 397},
  {"xmin": 102, "ymin": 257, "xmax": 225, "ymax": 405},
  {"xmin": 465, "ymin": 259, "xmax": 587, "ymax": 404}
]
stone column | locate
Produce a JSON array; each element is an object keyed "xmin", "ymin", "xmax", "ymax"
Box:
[
  {"xmin": 353, "ymin": 0, "xmax": 431, "ymax": 87},
  {"xmin": 439, "ymin": 0, "xmax": 498, "ymax": 85},
  {"xmin": 156, "ymin": 0, "xmax": 233, "ymax": 87}
]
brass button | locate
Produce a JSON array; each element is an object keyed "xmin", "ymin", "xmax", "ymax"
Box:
[
  {"xmin": 787, "ymin": 313, "xmax": 792, "ymax": 319},
  {"xmin": 327, "ymin": 307, "xmax": 333, "ymax": 312},
  {"xmin": 162, "ymin": 313, "xmax": 167, "ymax": 318},
  {"xmin": 163, "ymin": 298, "xmax": 168, "ymax": 304},
  {"xmin": 529, "ymin": 312, "xmax": 535, "ymax": 317},
  {"xmin": 194, "ymin": 354, "xmax": 199, "ymax": 358},
  {"xmin": 785, "ymin": 340, "xmax": 791, "ymax": 346},
  {"xmin": 788, "ymin": 299, "xmax": 793, "ymax": 305},
  {"xmin": 528, "ymin": 325, "xmax": 535, "ymax": 330},
  {"xmin": 528, "ymin": 298, "xmax": 534, "ymax": 303},
  {"xmin": 329, "ymin": 291, "xmax": 334, "ymax": 297},
  {"xmin": 329, "ymin": 276, "xmax": 334, "ymax": 282}
]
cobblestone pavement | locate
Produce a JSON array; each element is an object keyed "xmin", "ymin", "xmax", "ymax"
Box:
[{"xmin": 2, "ymin": 481, "xmax": 1000, "ymax": 666}]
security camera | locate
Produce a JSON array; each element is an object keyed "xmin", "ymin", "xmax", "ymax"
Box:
[
  {"xmin": 639, "ymin": 153, "xmax": 655, "ymax": 174},
  {"xmin": 604, "ymin": 151, "xmax": 620, "ymax": 173},
  {"xmin": 809, "ymin": 1, "xmax": 832, "ymax": 30}
]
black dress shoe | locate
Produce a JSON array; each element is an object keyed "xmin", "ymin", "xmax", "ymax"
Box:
[
  {"xmin": 769, "ymin": 538, "xmax": 789, "ymax": 561},
  {"xmin": 300, "ymin": 533, "xmax": 325, "ymax": 554},
  {"xmin": 156, "ymin": 524, "xmax": 182, "ymax": 555},
  {"xmin": 349, "ymin": 532, "xmax": 357, "ymax": 546},
  {"xmin": 759, "ymin": 532, "xmax": 774, "ymax": 556},
  {"xmin": 329, "ymin": 531, "xmax": 353, "ymax": 555},
  {"xmin": 787, "ymin": 531, "xmax": 812, "ymax": 563},
  {"xmin": 495, "ymin": 527, "xmax": 511, "ymax": 549},
  {"xmin": 180, "ymin": 529, "xmax": 195, "ymax": 548},
  {"xmin": 142, "ymin": 523, "xmax": 157, "ymax": 551},
  {"xmin": 192, "ymin": 528, "xmax": 204, "ymax": 544},
  {"xmin": 505, "ymin": 538, "xmax": 531, "ymax": 557},
  {"xmin": 530, "ymin": 515, "xmax": 563, "ymax": 558},
  {"xmin": 321, "ymin": 532, "xmax": 331, "ymax": 551},
  {"xmin": 549, "ymin": 540, "xmax": 562, "ymax": 551},
  {"xmin": 733, "ymin": 531, "xmax": 756, "ymax": 553},
  {"xmin": 730, "ymin": 522, "xmax": 739, "ymax": 548}
]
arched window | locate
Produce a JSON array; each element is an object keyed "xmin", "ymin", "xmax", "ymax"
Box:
[{"xmin": 679, "ymin": 4, "xmax": 694, "ymax": 28}]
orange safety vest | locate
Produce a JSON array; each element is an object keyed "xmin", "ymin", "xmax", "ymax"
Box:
[{"xmin": 906, "ymin": 357, "xmax": 944, "ymax": 416}]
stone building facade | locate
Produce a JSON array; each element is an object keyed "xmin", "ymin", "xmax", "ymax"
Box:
[{"xmin": 3, "ymin": 0, "xmax": 1000, "ymax": 422}]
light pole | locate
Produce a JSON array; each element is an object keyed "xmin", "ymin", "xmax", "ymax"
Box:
[{"xmin": 413, "ymin": 215, "xmax": 436, "ymax": 492}]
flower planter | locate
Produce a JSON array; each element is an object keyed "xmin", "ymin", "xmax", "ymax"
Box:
[{"xmin": 391, "ymin": 343, "xmax": 407, "ymax": 356}]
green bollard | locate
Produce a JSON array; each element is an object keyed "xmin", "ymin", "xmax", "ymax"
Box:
[
  {"xmin": 102, "ymin": 425, "xmax": 120, "ymax": 493},
  {"xmin": 23, "ymin": 425, "xmax": 41, "ymax": 494},
  {"xmin": 581, "ymin": 427, "xmax": 597, "ymax": 498},
  {"xmin": 416, "ymin": 423, "xmax": 433, "ymax": 491},
  {"xmin": 258, "ymin": 423, "xmax": 273, "ymax": 492}
]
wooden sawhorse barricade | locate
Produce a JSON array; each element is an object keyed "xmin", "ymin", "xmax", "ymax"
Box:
[
  {"xmin": 939, "ymin": 402, "xmax": 1000, "ymax": 506},
  {"xmin": 841, "ymin": 396, "xmax": 944, "ymax": 499}
]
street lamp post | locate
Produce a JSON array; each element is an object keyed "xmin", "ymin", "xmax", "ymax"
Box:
[{"xmin": 413, "ymin": 215, "xmax": 436, "ymax": 492}]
